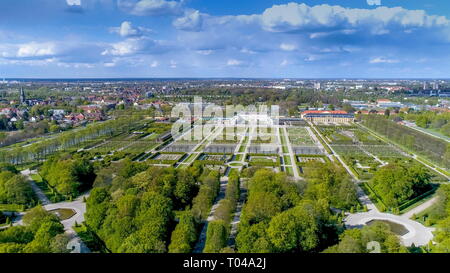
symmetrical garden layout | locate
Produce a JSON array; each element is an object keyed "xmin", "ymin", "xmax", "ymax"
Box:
[
  {"xmin": 116, "ymin": 114, "xmax": 330, "ymax": 180},
  {"xmin": 3, "ymin": 112, "xmax": 448, "ymax": 249}
]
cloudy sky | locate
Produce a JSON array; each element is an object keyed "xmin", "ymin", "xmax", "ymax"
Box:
[{"xmin": 1, "ymin": 0, "xmax": 450, "ymax": 78}]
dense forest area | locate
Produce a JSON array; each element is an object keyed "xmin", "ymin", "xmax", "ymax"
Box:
[
  {"xmin": 362, "ymin": 115, "xmax": 450, "ymax": 168},
  {"xmin": 84, "ymin": 161, "xmax": 216, "ymax": 253},
  {"xmin": 80, "ymin": 160, "xmax": 365, "ymax": 253},
  {"xmin": 236, "ymin": 163, "xmax": 358, "ymax": 253}
]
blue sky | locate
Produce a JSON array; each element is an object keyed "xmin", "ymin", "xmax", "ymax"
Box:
[{"xmin": 1, "ymin": 0, "xmax": 450, "ymax": 78}]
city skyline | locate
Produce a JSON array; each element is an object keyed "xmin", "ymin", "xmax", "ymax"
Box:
[{"xmin": 1, "ymin": 0, "xmax": 450, "ymax": 78}]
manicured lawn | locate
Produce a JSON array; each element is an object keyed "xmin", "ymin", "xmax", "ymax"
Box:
[
  {"xmin": 287, "ymin": 127, "xmax": 314, "ymax": 145},
  {"xmin": 285, "ymin": 167, "xmax": 294, "ymax": 176},
  {"xmin": 283, "ymin": 156, "xmax": 291, "ymax": 165}
]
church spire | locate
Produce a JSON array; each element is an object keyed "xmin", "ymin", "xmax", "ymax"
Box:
[{"xmin": 19, "ymin": 87, "xmax": 26, "ymax": 105}]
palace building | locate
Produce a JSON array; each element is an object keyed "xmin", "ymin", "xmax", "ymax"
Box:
[{"xmin": 301, "ymin": 110, "xmax": 354, "ymax": 124}]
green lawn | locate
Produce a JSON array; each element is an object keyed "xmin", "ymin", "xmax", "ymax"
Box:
[
  {"xmin": 283, "ymin": 156, "xmax": 292, "ymax": 165},
  {"xmin": 285, "ymin": 167, "xmax": 294, "ymax": 176}
]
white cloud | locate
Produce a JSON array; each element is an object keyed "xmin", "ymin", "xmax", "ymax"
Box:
[
  {"xmin": 227, "ymin": 59, "xmax": 243, "ymax": 66},
  {"xmin": 102, "ymin": 37, "xmax": 161, "ymax": 56},
  {"xmin": 259, "ymin": 3, "xmax": 449, "ymax": 33},
  {"xmin": 150, "ymin": 60, "xmax": 159, "ymax": 67},
  {"xmin": 369, "ymin": 57, "xmax": 399, "ymax": 64},
  {"xmin": 280, "ymin": 43, "xmax": 297, "ymax": 51},
  {"xmin": 173, "ymin": 9, "xmax": 204, "ymax": 31},
  {"xmin": 16, "ymin": 42, "xmax": 57, "ymax": 58},
  {"xmin": 110, "ymin": 21, "xmax": 149, "ymax": 38},
  {"xmin": 118, "ymin": 0, "xmax": 183, "ymax": 16},
  {"xmin": 196, "ymin": 50, "xmax": 213, "ymax": 55},
  {"xmin": 104, "ymin": 62, "xmax": 116, "ymax": 67},
  {"xmin": 240, "ymin": 48, "xmax": 257, "ymax": 54},
  {"xmin": 170, "ymin": 60, "xmax": 177, "ymax": 68},
  {"xmin": 66, "ymin": 0, "xmax": 81, "ymax": 6},
  {"xmin": 367, "ymin": 0, "xmax": 381, "ymax": 6}
]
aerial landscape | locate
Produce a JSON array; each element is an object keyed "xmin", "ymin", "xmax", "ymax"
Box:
[{"xmin": 1, "ymin": 0, "xmax": 450, "ymax": 263}]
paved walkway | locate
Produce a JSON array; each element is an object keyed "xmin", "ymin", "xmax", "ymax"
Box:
[
  {"xmin": 21, "ymin": 169, "xmax": 51, "ymax": 205},
  {"xmin": 193, "ymin": 176, "xmax": 229, "ymax": 253},
  {"xmin": 402, "ymin": 197, "xmax": 438, "ymax": 219},
  {"xmin": 345, "ymin": 210, "xmax": 435, "ymax": 247},
  {"xmin": 282, "ymin": 126, "xmax": 301, "ymax": 179},
  {"xmin": 228, "ymin": 182, "xmax": 248, "ymax": 248},
  {"xmin": 1, "ymin": 189, "xmax": 90, "ymax": 253}
]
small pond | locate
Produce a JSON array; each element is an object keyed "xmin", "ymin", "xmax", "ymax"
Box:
[
  {"xmin": 49, "ymin": 208, "xmax": 76, "ymax": 221},
  {"xmin": 366, "ymin": 219, "xmax": 409, "ymax": 236}
]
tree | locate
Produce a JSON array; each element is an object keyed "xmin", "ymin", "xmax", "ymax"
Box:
[
  {"xmin": 168, "ymin": 212, "xmax": 197, "ymax": 253},
  {"xmin": 370, "ymin": 163, "xmax": 431, "ymax": 208},
  {"xmin": 22, "ymin": 206, "xmax": 60, "ymax": 233},
  {"xmin": 325, "ymin": 222, "xmax": 406, "ymax": 253},
  {"xmin": 85, "ymin": 188, "xmax": 111, "ymax": 231},
  {"xmin": 203, "ymin": 220, "xmax": 228, "ymax": 253},
  {"xmin": 174, "ymin": 170, "xmax": 198, "ymax": 208},
  {"xmin": 267, "ymin": 202, "xmax": 320, "ymax": 252}
]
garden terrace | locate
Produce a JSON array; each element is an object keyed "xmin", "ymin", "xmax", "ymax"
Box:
[
  {"xmin": 287, "ymin": 127, "xmax": 315, "ymax": 146},
  {"xmin": 248, "ymin": 155, "xmax": 280, "ymax": 167},
  {"xmin": 198, "ymin": 153, "xmax": 232, "ymax": 162},
  {"xmin": 247, "ymin": 145, "xmax": 279, "ymax": 155},
  {"xmin": 204, "ymin": 144, "xmax": 238, "ymax": 154},
  {"xmin": 297, "ymin": 156, "xmax": 326, "ymax": 164},
  {"xmin": 292, "ymin": 146, "xmax": 323, "ymax": 155},
  {"xmin": 212, "ymin": 133, "xmax": 241, "ymax": 144},
  {"xmin": 251, "ymin": 134, "xmax": 278, "ymax": 144},
  {"xmin": 163, "ymin": 144, "xmax": 198, "ymax": 153}
]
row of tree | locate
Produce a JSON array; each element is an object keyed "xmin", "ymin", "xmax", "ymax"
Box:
[
  {"xmin": 0, "ymin": 116, "xmax": 142, "ymax": 165},
  {"xmin": 362, "ymin": 115, "xmax": 450, "ymax": 168},
  {"xmin": 167, "ymin": 168, "xmax": 221, "ymax": 253},
  {"xmin": 203, "ymin": 170, "xmax": 241, "ymax": 253}
]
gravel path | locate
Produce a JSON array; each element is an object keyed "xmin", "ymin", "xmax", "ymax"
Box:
[{"xmin": 21, "ymin": 169, "xmax": 51, "ymax": 205}]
